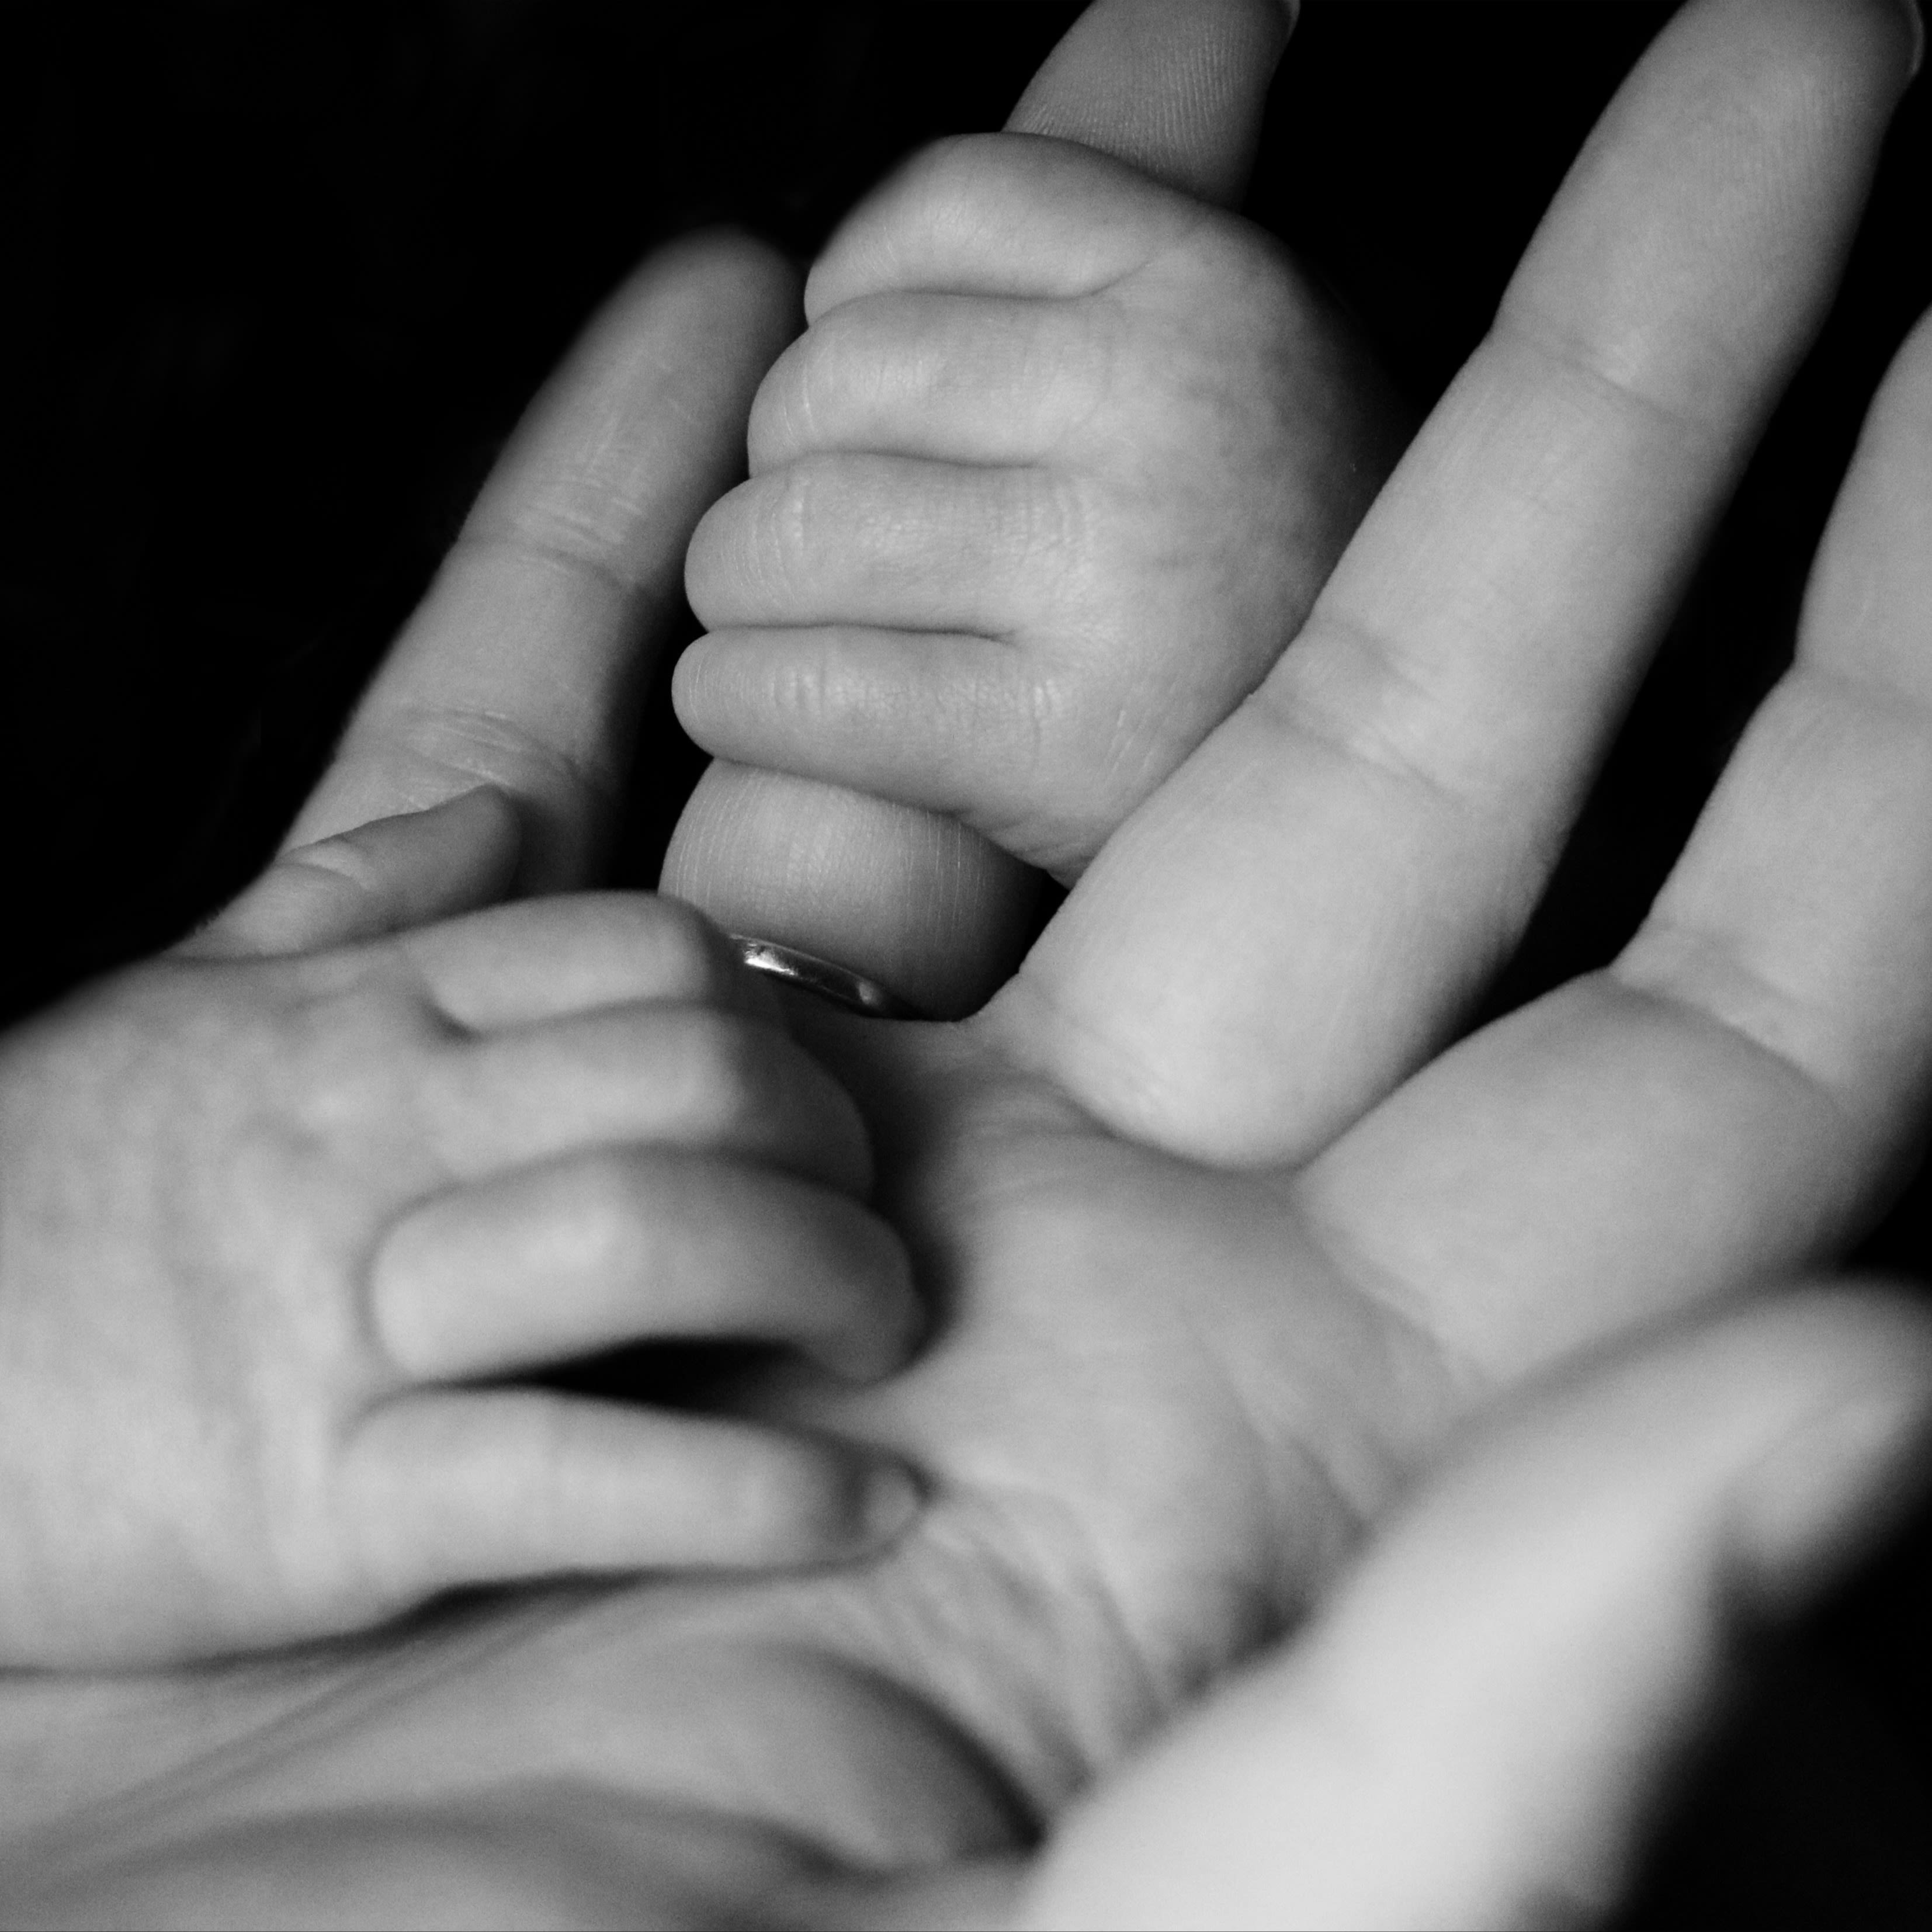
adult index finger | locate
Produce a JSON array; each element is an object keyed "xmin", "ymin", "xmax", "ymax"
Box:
[{"xmin": 283, "ymin": 233, "xmax": 799, "ymax": 894}]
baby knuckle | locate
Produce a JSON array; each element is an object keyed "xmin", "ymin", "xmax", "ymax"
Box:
[
  {"xmin": 764, "ymin": 461, "xmax": 838, "ymax": 574},
  {"xmin": 692, "ymin": 466, "xmax": 828, "ymax": 615},
  {"xmin": 746, "ymin": 335, "xmax": 828, "ymax": 471},
  {"xmin": 877, "ymin": 133, "xmax": 1005, "ymax": 242},
  {"xmin": 683, "ymin": 484, "xmax": 762, "ymax": 620},
  {"xmin": 1017, "ymin": 466, "xmax": 1093, "ymax": 572}
]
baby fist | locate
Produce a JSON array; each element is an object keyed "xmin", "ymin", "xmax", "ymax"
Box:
[{"xmin": 674, "ymin": 132, "xmax": 1407, "ymax": 883}]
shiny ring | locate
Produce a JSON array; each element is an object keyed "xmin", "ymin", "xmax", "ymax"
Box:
[{"xmin": 731, "ymin": 936, "xmax": 925, "ymax": 1021}]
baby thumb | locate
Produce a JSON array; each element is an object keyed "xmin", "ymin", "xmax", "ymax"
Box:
[{"xmin": 1005, "ymin": 0, "xmax": 1293, "ymax": 208}]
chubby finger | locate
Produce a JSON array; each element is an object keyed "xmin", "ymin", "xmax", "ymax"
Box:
[
  {"xmin": 397, "ymin": 892, "xmax": 770, "ymax": 1032},
  {"xmin": 675, "ymin": 628, "xmax": 1040, "ymax": 814},
  {"xmin": 188, "ymin": 788, "xmax": 523, "ymax": 960},
  {"xmin": 284, "ymin": 234, "xmax": 800, "ymax": 892},
  {"xmin": 369, "ymin": 1147, "xmax": 920, "ymax": 1385},
  {"xmin": 344, "ymin": 1388, "xmax": 924, "ymax": 1595},
  {"xmin": 1018, "ymin": 1288, "xmax": 1932, "ymax": 1931},
  {"xmin": 747, "ymin": 290, "xmax": 1114, "ymax": 474},
  {"xmin": 807, "ymin": 136, "xmax": 1212, "ymax": 324},
  {"xmin": 674, "ymin": 626, "xmax": 1151, "ymax": 883},
  {"xmin": 686, "ymin": 453, "xmax": 1063, "ymax": 640},
  {"xmin": 1004, "ymin": 0, "xmax": 1919, "ymax": 1167},
  {"xmin": 426, "ymin": 1000, "xmax": 874, "ymax": 1195}
]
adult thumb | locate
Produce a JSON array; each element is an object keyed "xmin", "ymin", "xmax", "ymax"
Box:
[
  {"xmin": 1017, "ymin": 1285, "xmax": 1932, "ymax": 1930},
  {"xmin": 1004, "ymin": 0, "xmax": 1294, "ymax": 207}
]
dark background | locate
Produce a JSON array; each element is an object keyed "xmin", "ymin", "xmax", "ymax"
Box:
[{"xmin": 5, "ymin": 4, "xmax": 1930, "ymax": 1922}]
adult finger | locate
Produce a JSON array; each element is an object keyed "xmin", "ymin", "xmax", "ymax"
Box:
[
  {"xmin": 424, "ymin": 1001, "xmax": 873, "ymax": 1195},
  {"xmin": 369, "ymin": 1147, "xmax": 919, "ymax": 1385},
  {"xmin": 662, "ymin": 765, "xmax": 1042, "ymax": 1019},
  {"xmin": 1004, "ymin": 0, "xmax": 1291, "ymax": 210},
  {"xmin": 343, "ymin": 1389, "xmax": 922, "ymax": 1597},
  {"xmin": 1016, "ymin": 1288, "xmax": 1932, "ymax": 1930},
  {"xmin": 185, "ymin": 787, "xmax": 522, "ymax": 959},
  {"xmin": 284, "ymin": 233, "xmax": 800, "ymax": 895},
  {"xmin": 1003, "ymin": 0, "xmax": 1919, "ymax": 1166},
  {"xmin": 1298, "ymin": 308, "xmax": 1932, "ymax": 1384}
]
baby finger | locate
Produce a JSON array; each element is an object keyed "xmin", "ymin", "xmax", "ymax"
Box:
[
  {"xmin": 342, "ymin": 1388, "xmax": 923, "ymax": 1598},
  {"xmin": 369, "ymin": 1147, "xmax": 921, "ymax": 1385},
  {"xmin": 426, "ymin": 1003, "xmax": 875, "ymax": 1194}
]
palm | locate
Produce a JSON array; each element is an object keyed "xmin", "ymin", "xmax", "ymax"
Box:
[
  {"xmin": 6, "ymin": 2, "xmax": 1928, "ymax": 1923},
  {"xmin": 658, "ymin": 0, "xmax": 1932, "ymax": 1847},
  {"xmin": 720, "ymin": 1029, "xmax": 1357, "ymax": 1805}
]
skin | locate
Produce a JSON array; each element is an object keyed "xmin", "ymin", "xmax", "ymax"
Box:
[
  {"xmin": 663, "ymin": 0, "xmax": 1407, "ymax": 1018},
  {"xmin": 0, "ymin": 268, "xmax": 929, "ymax": 1669},
  {"xmin": 4, "ymin": 1, "xmax": 1932, "ymax": 1924}
]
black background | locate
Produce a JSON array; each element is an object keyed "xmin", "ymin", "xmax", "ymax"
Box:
[{"xmin": 5, "ymin": 4, "xmax": 1931, "ymax": 1922}]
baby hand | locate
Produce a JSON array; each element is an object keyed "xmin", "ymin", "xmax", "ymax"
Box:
[
  {"xmin": 0, "ymin": 823, "xmax": 920, "ymax": 1666},
  {"xmin": 671, "ymin": 132, "xmax": 1406, "ymax": 885}
]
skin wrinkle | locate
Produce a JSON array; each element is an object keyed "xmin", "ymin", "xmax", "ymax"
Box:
[
  {"xmin": 1614, "ymin": 925, "xmax": 1876, "ymax": 1128},
  {"xmin": 341, "ymin": 699, "xmax": 623, "ymax": 840},
  {"xmin": 1246, "ymin": 612, "xmax": 1483, "ymax": 821},
  {"xmin": 3, "ymin": 1595, "xmax": 607, "ymax": 1881},
  {"xmin": 831, "ymin": 1485, "xmax": 1172, "ymax": 1817},
  {"xmin": 462, "ymin": 505, "xmax": 677, "ymax": 612},
  {"xmin": 1492, "ymin": 298, "xmax": 1740, "ymax": 446}
]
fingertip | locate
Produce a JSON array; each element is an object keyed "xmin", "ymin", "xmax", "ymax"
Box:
[
  {"xmin": 752, "ymin": 1444, "xmax": 925, "ymax": 1564},
  {"xmin": 855, "ymin": 1458, "xmax": 925, "ymax": 1549},
  {"xmin": 1004, "ymin": 0, "xmax": 1291, "ymax": 209},
  {"xmin": 803, "ymin": 1214, "xmax": 927, "ymax": 1384},
  {"xmin": 636, "ymin": 224, "xmax": 804, "ymax": 331}
]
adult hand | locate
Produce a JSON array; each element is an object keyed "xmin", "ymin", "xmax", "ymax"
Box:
[
  {"xmin": 4, "ymin": 1, "xmax": 1930, "ymax": 1926},
  {"xmin": 1010, "ymin": 1288, "xmax": 1932, "ymax": 1930}
]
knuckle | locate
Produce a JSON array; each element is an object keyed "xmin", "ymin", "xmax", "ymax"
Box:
[
  {"xmin": 747, "ymin": 332, "xmax": 828, "ymax": 472},
  {"xmin": 763, "ymin": 461, "xmax": 832, "ymax": 577},
  {"xmin": 683, "ymin": 481, "xmax": 759, "ymax": 621},
  {"xmin": 694, "ymin": 466, "xmax": 830, "ymax": 619},
  {"xmin": 895, "ymin": 133, "xmax": 1007, "ymax": 233}
]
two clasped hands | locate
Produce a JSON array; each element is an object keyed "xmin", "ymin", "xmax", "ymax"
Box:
[{"xmin": 2, "ymin": 1, "xmax": 1930, "ymax": 1924}]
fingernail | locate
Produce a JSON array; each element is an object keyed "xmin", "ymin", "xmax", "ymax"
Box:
[
  {"xmin": 858, "ymin": 1461, "xmax": 923, "ymax": 1547},
  {"xmin": 1898, "ymin": 0, "xmax": 1925, "ymax": 82},
  {"xmin": 1732, "ymin": 1385, "xmax": 1932, "ymax": 1607}
]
